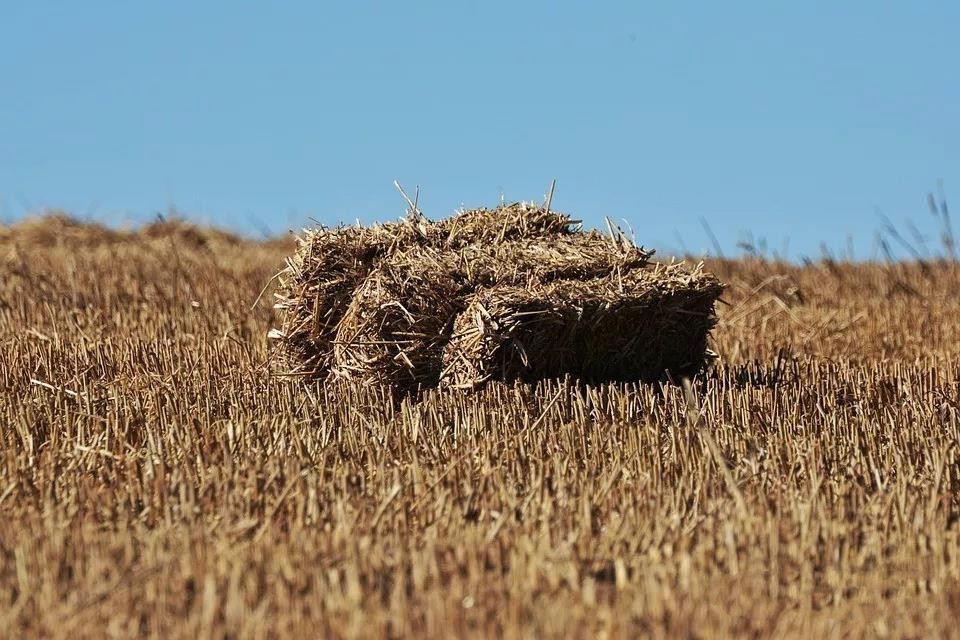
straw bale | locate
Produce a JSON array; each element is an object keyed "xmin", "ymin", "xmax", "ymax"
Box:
[
  {"xmin": 271, "ymin": 202, "xmax": 576, "ymax": 379},
  {"xmin": 331, "ymin": 247, "xmax": 467, "ymax": 393},
  {"xmin": 270, "ymin": 200, "xmax": 718, "ymax": 393},
  {"xmin": 433, "ymin": 201, "xmax": 578, "ymax": 248},
  {"xmin": 440, "ymin": 262, "xmax": 724, "ymax": 389},
  {"xmin": 325, "ymin": 234, "xmax": 650, "ymax": 392},
  {"xmin": 272, "ymin": 221, "xmax": 433, "ymax": 378},
  {"xmin": 454, "ymin": 232, "xmax": 651, "ymax": 288}
]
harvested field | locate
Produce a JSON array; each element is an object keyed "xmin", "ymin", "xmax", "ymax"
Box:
[
  {"xmin": 0, "ymin": 212, "xmax": 123, "ymax": 247},
  {"xmin": 3, "ymin": 215, "xmax": 960, "ymax": 638}
]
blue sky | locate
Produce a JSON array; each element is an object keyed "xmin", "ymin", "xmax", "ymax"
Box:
[{"xmin": 1, "ymin": 2, "xmax": 957, "ymax": 258}]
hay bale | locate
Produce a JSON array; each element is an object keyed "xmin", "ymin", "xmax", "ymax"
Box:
[
  {"xmin": 331, "ymin": 247, "xmax": 467, "ymax": 394},
  {"xmin": 440, "ymin": 263, "xmax": 724, "ymax": 389},
  {"xmin": 272, "ymin": 221, "xmax": 432, "ymax": 378},
  {"xmin": 455, "ymin": 232, "xmax": 651, "ymax": 288},
  {"xmin": 270, "ymin": 202, "xmax": 577, "ymax": 379},
  {"xmin": 327, "ymin": 234, "xmax": 651, "ymax": 392},
  {"xmin": 434, "ymin": 201, "xmax": 578, "ymax": 248},
  {"xmin": 271, "ymin": 200, "xmax": 721, "ymax": 393}
]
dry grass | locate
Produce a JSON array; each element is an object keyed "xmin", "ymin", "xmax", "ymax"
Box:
[{"xmin": 2, "ymin": 216, "xmax": 960, "ymax": 638}]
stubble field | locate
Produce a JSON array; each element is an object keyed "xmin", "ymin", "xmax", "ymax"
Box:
[{"xmin": 2, "ymin": 215, "xmax": 960, "ymax": 638}]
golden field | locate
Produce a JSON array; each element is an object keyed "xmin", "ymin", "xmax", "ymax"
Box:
[{"xmin": 2, "ymin": 215, "xmax": 960, "ymax": 638}]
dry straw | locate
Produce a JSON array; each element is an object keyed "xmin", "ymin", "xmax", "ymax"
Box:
[
  {"xmin": 272, "ymin": 202, "xmax": 583, "ymax": 380},
  {"xmin": 441, "ymin": 263, "xmax": 723, "ymax": 389},
  {"xmin": 454, "ymin": 232, "xmax": 651, "ymax": 288},
  {"xmin": 272, "ymin": 224, "xmax": 428, "ymax": 378},
  {"xmin": 331, "ymin": 246, "xmax": 467, "ymax": 394},
  {"xmin": 272, "ymin": 202, "xmax": 722, "ymax": 392}
]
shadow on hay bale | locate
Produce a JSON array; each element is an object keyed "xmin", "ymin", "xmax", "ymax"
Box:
[
  {"xmin": 270, "ymin": 201, "xmax": 722, "ymax": 394},
  {"xmin": 440, "ymin": 263, "xmax": 724, "ymax": 389}
]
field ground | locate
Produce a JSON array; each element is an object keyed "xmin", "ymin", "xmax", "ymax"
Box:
[{"xmin": 2, "ymin": 217, "xmax": 960, "ymax": 638}]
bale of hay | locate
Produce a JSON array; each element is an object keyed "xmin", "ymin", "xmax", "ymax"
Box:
[
  {"xmin": 270, "ymin": 202, "xmax": 579, "ymax": 379},
  {"xmin": 327, "ymin": 234, "xmax": 651, "ymax": 392},
  {"xmin": 440, "ymin": 262, "xmax": 724, "ymax": 389},
  {"xmin": 331, "ymin": 247, "xmax": 468, "ymax": 394},
  {"xmin": 455, "ymin": 232, "xmax": 651, "ymax": 288},
  {"xmin": 271, "ymin": 221, "xmax": 431, "ymax": 378},
  {"xmin": 271, "ymin": 200, "xmax": 722, "ymax": 393},
  {"xmin": 434, "ymin": 201, "xmax": 578, "ymax": 248}
]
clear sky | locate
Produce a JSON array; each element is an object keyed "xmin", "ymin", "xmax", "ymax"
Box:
[{"xmin": 1, "ymin": 2, "xmax": 957, "ymax": 258}]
